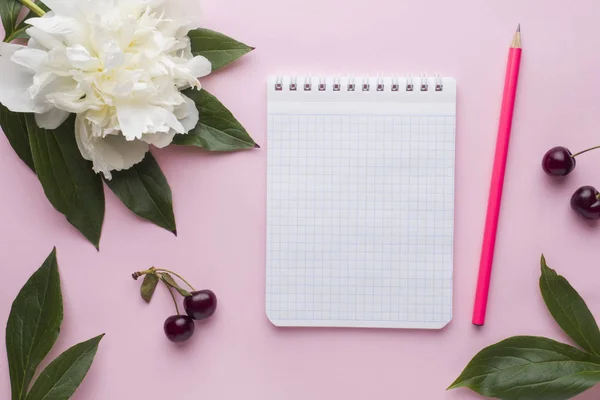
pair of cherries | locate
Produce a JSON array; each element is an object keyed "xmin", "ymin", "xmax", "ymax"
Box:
[
  {"xmin": 542, "ymin": 145, "xmax": 600, "ymax": 219},
  {"xmin": 132, "ymin": 267, "xmax": 217, "ymax": 343},
  {"xmin": 164, "ymin": 290, "xmax": 217, "ymax": 342}
]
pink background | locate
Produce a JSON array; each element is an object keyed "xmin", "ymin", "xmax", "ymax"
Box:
[{"xmin": 2, "ymin": 0, "xmax": 600, "ymax": 398}]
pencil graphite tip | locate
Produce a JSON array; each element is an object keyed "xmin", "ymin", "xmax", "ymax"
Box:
[{"xmin": 511, "ymin": 24, "xmax": 522, "ymax": 48}]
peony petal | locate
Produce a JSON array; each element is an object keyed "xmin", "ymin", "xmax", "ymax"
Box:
[
  {"xmin": 35, "ymin": 107, "xmax": 70, "ymax": 129},
  {"xmin": 142, "ymin": 131, "xmax": 175, "ymax": 148},
  {"xmin": 66, "ymin": 45, "xmax": 101, "ymax": 71},
  {"xmin": 151, "ymin": 0, "xmax": 195, "ymax": 34},
  {"xmin": 76, "ymin": 115, "xmax": 149, "ymax": 179},
  {"xmin": 30, "ymin": 75, "xmax": 78, "ymax": 114},
  {"xmin": 26, "ymin": 27, "xmax": 63, "ymax": 50},
  {"xmin": 0, "ymin": 42, "xmax": 24, "ymax": 60},
  {"xmin": 116, "ymin": 103, "xmax": 185, "ymax": 140},
  {"xmin": 27, "ymin": 16, "xmax": 83, "ymax": 44},
  {"xmin": 187, "ymin": 55, "xmax": 211, "ymax": 78},
  {"xmin": 11, "ymin": 48, "xmax": 47, "ymax": 71},
  {"xmin": 45, "ymin": 89, "xmax": 91, "ymax": 113},
  {"xmin": 35, "ymin": 0, "xmax": 81, "ymax": 17},
  {"xmin": 27, "ymin": 14, "xmax": 87, "ymax": 46},
  {"xmin": 0, "ymin": 43, "xmax": 37, "ymax": 113},
  {"xmin": 175, "ymin": 94, "xmax": 199, "ymax": 132},
  {"xmin": 102, "ymin": 40, "xmax": 125, "ymax": 70}
]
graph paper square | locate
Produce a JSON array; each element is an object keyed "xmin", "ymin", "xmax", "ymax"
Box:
[{"xmin": 266, "ymin": 76, "xmax": 456, "ymax": 329}]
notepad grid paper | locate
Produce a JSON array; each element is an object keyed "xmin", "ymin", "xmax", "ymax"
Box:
[{"xmin": 266, "ymin": 76, "xmax": 456, "ymax": 329}]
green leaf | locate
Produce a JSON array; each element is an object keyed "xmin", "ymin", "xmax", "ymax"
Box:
[
  {"xmin": 34, "ymin": 0, "xmax": 49, "ymax": 11},
  {"xmin": 448, "ymin": 336, "xmax": 600, "ymax": 400},
  {"xmin": 8, "ymin": 3, "xmax": 51, "ymax": 42},
  {"xmin": 6, "ymin": 248, "xmax": 63, "ymax": 400},
  {"xmin": 140, "ymin": 273, "xmax": 159, "ymax": 303},
  {"xmin": 0, "ymin": 0, "xmax": 24, "ymax": 42},
  {"xmin": 25, "ymin": 334, "xmax": 104, "ymax": 400},
  {"xmin": 160, "ymin": 273, "xmax": 191, "ymax": 297},
  {"xmin": 188, "ymin": 28, "xmax": 254, "ymax": 71},
  {"xmin": 172, "ymin": 89, "xmax": 257, "ymax": 150},
  {"xmin": 540, "ymin": 255, "xmax": 600, "ymax": 356},
  {"xmin": 26, "ymin": 114, "xmax": 105, "ymax": 249},
  {"xmin": 5, "ymin": 25, "xmax": 30, "ymax": 42},
  {"xmin": 105, "ymin": 152, "xmax": 176, "ymax": 235},
  {"xmin": 0, "ymin": 105, "xmax": 34, "ymax": 170}
]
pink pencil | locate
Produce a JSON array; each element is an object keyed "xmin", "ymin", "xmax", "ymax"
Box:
[{"xmin": 472, "ymin": 25, "xmax": 523, "ymax": 326}]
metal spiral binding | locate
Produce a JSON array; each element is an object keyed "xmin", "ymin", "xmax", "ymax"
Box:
[
  {"xmin": 435, "ymin": 73, "xmax": 443, "ymax": 91},
  {"xmin": 333, "ymin": 76, "xmax": 341, "ymax": 91},
  {"xmin": 304, "ymin": 76, "xmax": 311, "ymax": 91},
  {"xmin": 274, "ymin": 73, "xmax": 444, "ymax": 92},
  {"xmin": 377, "ymin": 76, "xmax": 384, "ymax": 91},
  {"xmin": 406, "ymin": 74, "xmax": 414, "ymax": 91},
  {"xmin": 391, "ymin": 76, "xmax": 400, "ymax": 91},
  {"xmin": 420, "ymin": 73, "xmax": 428, "ymax": 91},
  {"xmin": 362, "ymin": 78, "xmax": 369, "ymax": 91},
  {"xmin": 318, "ymin": 77, "xmax": 326, "ymax": 91}
]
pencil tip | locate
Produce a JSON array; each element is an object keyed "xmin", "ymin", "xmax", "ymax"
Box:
[{"xmin": 517, "ymin": 23, "xmax": 520, "ymax": 32}]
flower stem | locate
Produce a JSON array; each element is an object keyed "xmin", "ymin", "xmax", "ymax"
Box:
[
  {"xmin": 165, "ymin": 283, "xmax": 180, "ymax": 315},
  {"xmin": 571, "ymin": 145, "xmax": 600, "ymax": 158},
  {"xmin": 154, "ymin": 269, "xmax": 196, "ymax": 291},
  {"xmin": 18, "ymin": 0, "xmax": 46, "ymax": 16}
]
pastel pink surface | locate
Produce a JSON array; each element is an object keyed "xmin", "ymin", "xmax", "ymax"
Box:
[
  {"xmin": 473, "ymin": 47, "xmax": 522, "ymax": 326},
  {"xmin": 2, "ymin": 1, "xmax": 600, "ymax": 399}
]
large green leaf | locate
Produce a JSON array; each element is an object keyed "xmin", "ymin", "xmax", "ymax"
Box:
[
  {"xmin": 0, "ymin": 105, "xmax": 34, "ymax": 170},
  {"xmin": 25, "ymin": 334, "xmax": 104, "ymax": 400},
  {"xmin": 9, "ymin": 2, "xmax": 51, "ymax": 42},
  {"xmin": 105, "ymin": 152, "xmax": 176, "ymax": 234},
  {"xmin": 448, "ymin": 336, "xmax": 600, "ymax": 400},
  {"xmin": 0, "ymin": 0, "xmax": 24, "ymax": 42},
  {"xmin": 6, "ymin": 248, "xmax": 63, "ymax": 400},
  {"xmin": 172, "ymin": 89, "xmax": 257, "ymax": 150},
  {"xmin": 26, "ymin": 114, "xmax": 105, "ymax": 249},
  {"xmin": 188, "ymin": 28, "xmax": 254, "ymax": 71},
  {"xmin": 5, "ymin": 26, "xmax": 30, "ymax": 42},
  {"xmin": 540, "ymin": 255, "xmax": 600, "ymax": 356},
  {"xmin": 1, "ymin": 0, "xmax": 49, "ymax": 42}
]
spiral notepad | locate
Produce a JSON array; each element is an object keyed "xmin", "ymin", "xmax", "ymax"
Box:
[{"xmin": 266, "ymin": 74, "xmax": 456, "ymax": 329}]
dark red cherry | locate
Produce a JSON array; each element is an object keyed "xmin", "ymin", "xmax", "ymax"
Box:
[
  {"xmin": 570, "ymin": 186, "xmax": 600, "ymax": 220},
  {"xmin": 164, "ymin": 315, "xmax": 195, "ymax": 342},
  {"xmin": 542, "ymin": 146, "xmax": 576, "ymax": 176},
  {"xmin": 184, "ymin": 290, "xmax": 217, "ymax": 320}
]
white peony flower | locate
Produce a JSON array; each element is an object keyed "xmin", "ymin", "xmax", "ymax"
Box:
[{"xmin": 0, "ymin": 0, "xmax": 211, "ymax": 179}]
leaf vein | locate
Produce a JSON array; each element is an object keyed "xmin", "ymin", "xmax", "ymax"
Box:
[{"xmin": 18, "ymin": 262, "xmax": 52, "ymax": 397}]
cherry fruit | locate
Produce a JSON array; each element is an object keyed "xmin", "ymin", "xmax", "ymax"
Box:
[
  {"xmin": 570, "ymin": 186, "xmax": 600, "ymax": 220},
  {"xmin": 164, "ymin": 315, "xmax": 195, "ymax": 342},
  {"xmin": 542, "ymin": 146, "xmax": 576, "ymax": 176},
  {"xmin": 133, "ymin": 267, "xmax": 218, "ymax": 343},
  {"xmin": 184, "ymin": 290, "xmax": 217, "ymax": 320}
]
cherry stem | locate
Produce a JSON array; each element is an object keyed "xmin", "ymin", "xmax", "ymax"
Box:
[
  {"xmin": 131, "ymin": 267, "xmax": 196, "ymax": 292},
  {"xmin": 131, "ymin": 267, "xmax": 156, "ymax": 280},
  {"xmin": 164, "ymin": 283, "xmax": 180, "ymax": 315},
  {"xmin": 571, "ymin": 145, "xmax": 600, "ymax": 158},
  {"xmin": 153, "ymin": 268, "xmax": 196, "ymax": 291}
]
